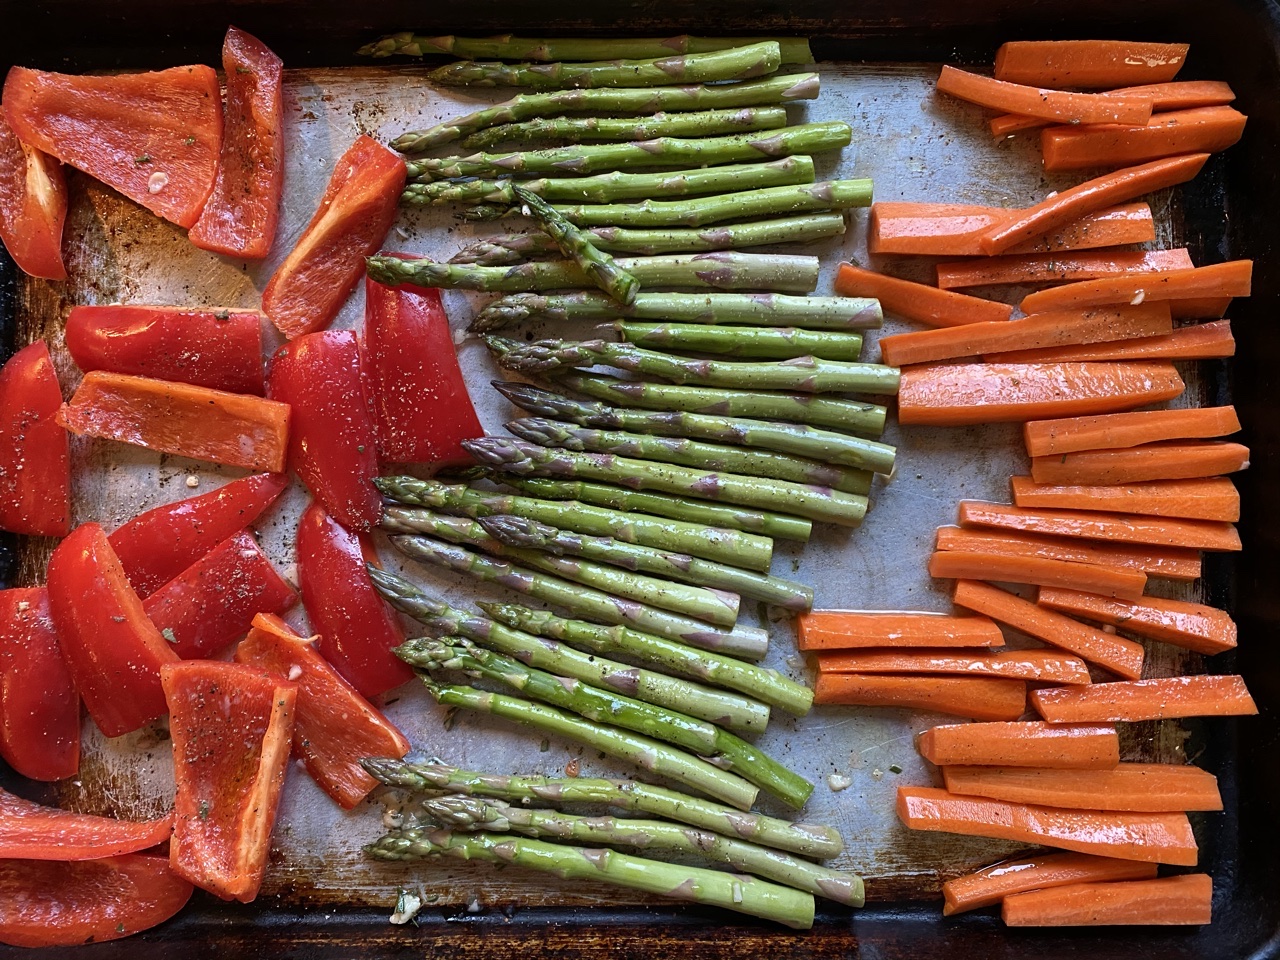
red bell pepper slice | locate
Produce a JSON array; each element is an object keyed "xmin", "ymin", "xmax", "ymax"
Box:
[
  {"xmin": 46, "ymin": 522, "xmax": 180, "ymax": 737},
  {"xmin": 0, "ymin": 854, "xmax": 193, "ymax": 948},
  {"xmin": 144, "ymin": 530, "xmax": 297, "ymax": 660},
  {"xmin": 235, "ymin": 613, "xmax": 410, "ymax": 809},
  {"xmin": 189, "ymin": 27, "xmax": 284, "ymax": 259},
  {"xmin": 296, "ymin": 501, "xmax": 412, "ymax": 698},
  {"xmin": 364, "ymin": 270, "xmax": 484, "ymax": 465},
  {"xmin": 3, "ymin": 64, "xmax": 222, "ymax": 229},
  {"xmin": 0, "ymin": 112, "xmax": 66, "ymax": 280},
  {"xmin": 267, "ymin": 330, "xmax": 380, "ymax": 531},
  {"xmin": 57, "ymin": 371, "xmax": 291, "ymax": 473},
  {"xmin": 0, "ymin": 339, "xmax": 70, "ymax": 536},
  {"xmin": 0, "ymin": 786, "xmax": 173, "ymax": 860},
  {"xmin": 0, "ymin": 588, "xmax": 78, "ymax": 781},
  {"xmin": 261, "ymin": 134, "xmax": 405, "ymax": 338},
  {"xmin": 162, "ymin": 660, "xmax": 296, "ymax": 903},
  {"xmin": 65, "ymin": 304, "xmax": 265, "ymax": 395}
]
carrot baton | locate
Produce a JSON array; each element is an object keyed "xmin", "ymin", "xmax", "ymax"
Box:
[
  {"xmin": 993, "ymin": 40, "xmax": 1189, "ymax": 89},
  {"xmin": 813, "ymin": 673, "xmax": 1026, "ymax": 721},
  {"xmin": 1031, "ymin": 675, "xmax": 1257, "ymax": 723},
  {"xmin": 942, "ymin": 762, "xmax": 1224, "ymax": 812},
  {"xmin": 1012, "ymin": 476, "xmax": 1241, "ymax": 523},
  {"xmin": 916, "ymin": 720, "xmax": 1120, "ymax": 769},
  {"xmin": 935, "ymin": 65, "xmax": 1154, "ymax": 125},
  {"xmin": 816, "ymin": 648, "xmax": 1091, "ymax": 684},
  {"xmin": 1020, "ymin": 260, "xmax": 1253, "ymax": 314},
  {"xmin": 994, "ymin": 319, "xmax": 1235, "ymax": 364},
  {"xmin": 957, "ymin": 500, "xmax": 1242, "ymax": 552},
  {"xmin": 1031, "ymin": 440, "xmax": 1250, "ymax": 487},
  {"xmin": 1023, "ymin": 405, "xmax": 1242, "ymax": 458},
  {"xmin": 936, "ymin": 525, "xmax": 1202, "ymax": 581},
  {"xmin": 833, "ymin": 262, "xmax": 1013, "ymax": 328},
  {"xmin": 796, "ymin": 610, "xmax": 1004, "ymax": 650},
  {"xmin": 1042, "ymin": 105, "xmax": 1248, "ymax": 172},
  {"xmin": 1036, "ymin": 587, "xmax": 1238, "ymax": 655},
  {"xmin": 1002, "ymin": 873, "xmax": 1212, "ymax": 927},
  {"xmin": 988, "ymin": 80, "xmax": 1236, "ymax": 137},
  {"xmin": 1170, "ymin": 296, "xmax": 1232, "ymax": 319},
  {"xmin": 929, "ymin": 550, "xmax": 1147, "ymax": 601},
  {"xmin": 943, "ymin": 852, "xmax": 1158, "ymax": 915},
  {"xmin": 936, "ymin": 249, "xmax": 1194, "ymax": 290}
]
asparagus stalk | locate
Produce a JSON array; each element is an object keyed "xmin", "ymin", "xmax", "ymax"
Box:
[
  {"xmin": 513, "ymin": 185, "xmax": 638, "ymax": 305},
  {"xmin": 494, "ymin": 381, "xmax": 896, "ymax": 474},
  {"xmin": 461, "ymin": 107, "xmax": 791, "ymax": 150},
  {"xmin": 417, "ymin": 796, "xmax": 863, "ymax": 906},
  {"xmin": 366, "ymin": 252, "xmax": 820, "ymax": 294},
  {"xmin": 367, "ymin": 827, "xmax": 814, "ymax": 928},
  {"xmin": 359, "ymin": 34, "xmax": 816, "ymax": 65},
  {"xmin": 376, "ymin": 476, "xmax": 774, "ymax": 572},
  {"xmin": 464, "ymin": 437, "xmax": 868, "ymax": 527},
  {"xmin": 369, "ymin": 567, "xmax": 769, "ymax": 734},
  {"xmin": 478, "ymin": 514, "xmax": 814, "ymax": 612},
  {"xmin": 614, "ymin": 321, "xmax": 863, "ymax": 361},
  {"xmin": 404, "ymin": 122, "xmax": 852, "ymax": 178},
  {"xmin": 480, "ymin": 601, "xmax": 813, "ymax": 716},
  {"xmin": 358, "ymin": 759, "xmax": 844, "ymax": 858}
]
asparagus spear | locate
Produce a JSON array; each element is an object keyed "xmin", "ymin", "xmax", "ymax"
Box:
[
  {"xmin": 404, "ymin": 122, "xmax": 852, "ymax": 178},
  {"xmin": 366, "ymin": 252, "xmax": 820, "ymax": 294},
  {"xmin": 359, "ymin": 34, "xmax": 815, "ymax": 65},
  {"xmin": 494, "ymin": 381, "xmax": 896, "ymax": 474},
  {"xmin": 390, "ymin": 73, "xmax": 820, "ymax": 152},
  {"xmin": 359, "ymin": 759, "xmax": 844, "ymax": 858},
  {"xmin": 479, "ymin": 601, "xmax": 813, "ymax": 716},
  {"xmin": 513, "ymin": 185, "xmax": 638, "ymax": 305},
  {"xmin": 506, "ymin": 417, "xmax": 873, "ymax": 496},
  {"xmin": 614, "ymin": 321, "xmax": 864, "ymax": 361},
  {"xmin": 369, "ymin": 567, "xmax": 769, "ymax": 734},
  {"xmin": 461, "ymin": 107, "xmax": 791, "ymax": 150},
  {"xmin": 478, "ymin": 514, "xmax": 814, "ymax": 612},
  {"xmin": 418, "ymin": 796, "xmax": 863, "ymax": 906},
  {"xmin": 464, "ymin": 437, "xmax": 868, "ymax": 527},
  {"xmin": 367, "ymin": 827, "xmax": 814, "ymax": 928},
  {"xmin": 375, "ymin": 476, "xmax": 774, "ymax": 572}
]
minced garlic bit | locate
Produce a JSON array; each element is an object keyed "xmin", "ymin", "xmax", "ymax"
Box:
[
  {"xmin": 185, "ymin": 475, "xmax": 200, "ymax": 488},
  {"xmin": 147, "ymin": 171, "xmax": 170, "ymax": 194},
  {"xmin": 390, "ymin": 888, "xmax": 422, "ymax": 925},
  {"xmin": 1130, "ymin": 290, "xmax": 1146, "ymax": 305},
  {"xmin": 827, "ymin": 773, "xmax": 852, "ymax": 792}
]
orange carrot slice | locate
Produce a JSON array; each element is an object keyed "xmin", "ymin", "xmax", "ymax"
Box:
[
  {"xmin": 1170, "ymin": 296, "xmax": 1232, "ymax": 319},
  {"xmin": 979, "ymin": 154, "xmax": 1208, "ymax": 256},
  {"xmin": 943, "ymin": 852, "xmax": 1158, "ymax": 915},
  {"xmin": 833, "ymin": 262, "xmax": 1013, "ymax": 328},
  {"xmin": 958, "ymin": 500, "xmax": 1242, "ymax": 552},
  {"xmin": 952, "ymin": 579, "xmax": 1144, "ymax": 678},
  {"xmin": 1012, "ymin": 476, "xmax": 1241, "ymax": 523},
  {"xmin": 935, "ymin": 66, "xmax": 1153, "ymax": 125},
  {"xmin": 993, "ymin": 41, "xmax": 1189, "ymax": 89},
  {"xmin": 942, "ymin": 763, "xmax": 1223, "ymax": 812},
  {"xmin": 1031, "ymin": 675, "xmax": 1257, "ymax": 722},
  {"xmin": 993, "ymin": 318, "xmax": 1235, "ymax": 363},
  {"xmin": 816, "ymin": 648, "xmax": 1090, "ymax": 684},
  {"xmin": 988, "ymin": 80, "xmax": 1236, "ymax": 137},
  {"xmin": 917, "ymin": 720, "xmax": 1120, "ymax": 769},
  {"xmin": 930, "ymin": 551, "xmax": 1146, "ymax": 601},
  {"xmin": 1036, "ymin": 587, "xmax": 1237, "ymax": 655},
  {"xmin": 1042, "ymin": 106, "xmax": 1248, "ymax": 171},
  {"xmin": 1002, "ymin": 873, "xmax": 1212, "ymax": 926},
  {"xmin": 896, "ymin": 786, "xmax": 1199, "ymax": 865},
  {"xmin": 1030, "ymin": 440, "xmax": 1250, "ymax": 486},
  {"xmin": 878, "ymin": 304, "xmax": 1172, "ymax": 368},
  {"xmin": 936, "ymin": 249, "xmax": 1194, "ymax": 290},
  {"xmin": 1023, "ymin": 405, "xmax": 1241, "ymax": 458},
  {"xmin": 796, "ymin": 611, "xmax": 1004, "ymax": 650},
  {"xmin": 813, "ymin": 673, "xmax": 1027, "ymax": 720},
  {"xmin": 1021, "ymin": 260, "xmax": 1253, "ymax": 314}
]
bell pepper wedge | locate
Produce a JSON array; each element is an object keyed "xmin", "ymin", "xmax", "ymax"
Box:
[
  {"xmin": 109, "ymin": 471, "xmax": 288, "ymax": 597},
  {"xmin": 0, "ymin": 854, "xmax": 193, "ymax": 948},
  {"xmin": 0, "ymin": 111, "xmax": 67, "ymax": 280},
  {"xmin": 189, "ymin": 27, "xmax": 284, "ymax": 258},
  {"xmin": 162, "ymin": 660, "xmax": 296, "ymax": 903},
  {"xmin": 0, "ymin": 587, "xmax": 79, "ymax": 781},
  {"xmin": 0, "ymin": 786, "xmax": 173, "ymax": 860},
  {"xmin": 65, "ymin": 304, "xmax": 266, "ymax": 395},
  {"xmin": 144, "ymin": 529, "xmax": 297, "ymax": 660},
  {"xmin": 57, "ymin": 371, "xmax": 291, "ymax": 473},
  {"xmin": 364, "ymin": 269, "xmax": 484, "ymax": 465},
  {"xmin": 234, "ymin": 613, "xmax": 410, "ymax": 809},
  {"xmin": 3, "ymin": 64, "xmax": 222, "ymax": 229},
  {"xmin": 267, "ymin": 330, "xmax": 380, "ymax": 531},
  {"xmin": 46, "ymin": 522, "xmax": 180, "ymax": 737},
  {"xmin": 261, "ymin": 134, "xmax": 406, "ymax": 339},
  {"xmin": 296, "ymin": 501, "xmax": 412, "ymax": 698},
  {"xmin": 0, "ymin": 339, "xmax": 70, "ymax": 536}
]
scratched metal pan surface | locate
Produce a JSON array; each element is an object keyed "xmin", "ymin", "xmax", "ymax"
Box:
[{"xmin": 0, "ymin": 3, "xmax": 1276, "ymax": 959}]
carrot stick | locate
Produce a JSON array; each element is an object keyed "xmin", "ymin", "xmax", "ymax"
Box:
[
  {"xmin": 1012, "ymin": 476, "xmax": 1241, "ymax": 523},
  {"xmin": 1036, "ymin": 587, "xmax": 1238, "ymax": 655},
  {"xmin": 1021, "ymin": 260, "xmax": 1253, "ymax": 314},
  {"xmin": 989, "ymin": 80, "xmax": 1236, "ymax": 137},
  {"xmin": 1002, "ymin": 874, "xmax": 1212, "ymax": 926},
  {"xmin": 812, "ymin": 673, "xmax": 1027, "ymax": 721},
  {"xmin": 993, "ymin": 41, "xmax": 1189, "ymax": 89},
  {"xmin": 1023, "ymin": 405, "xmax": 1241, "ymax": 458},
  {"xmin": 936, "ymin": 249, "xmax": 1194, "ymax": 290},
  {"xmin": 1042, "ymin": 106, "xmax": 1248, "ymax": 172},
  {"xmin": 896, "ymin": 785, "xmax": 1199, "ymax": 865},
  {"xmin": 979, "ymin": 154, "xmax": 1208, "ymax": 256},
  {"xmin": 833, "ymin": 262, "xmax": 1013, "ymax": 328},
  {"xmin": 952, "ymin": 579, "xmax": 1144, "ymax": 679},
  {"xmin": 929, "ymin": 551, "xmax": 1147, "ymax": 601},
  {"xmin": 1031, "ymin": 675, "xmax": 1257, "ymax": 722},
  {"xmin": 796, "ymin": 611, "xmax": 1004, "ymax": 650},
  {"xmin": 878, "ymin": 304, "xmax": 1172, "ymax": 368},
  {"xmin": 937, "ymin": 525, "xmax": 1202, "ymax": 581},
  {"xmin": 943, "ymin": 852, "xmax": 1159, "ymax": 915},
  {"xmin": 1170, "ymin": 296, "xmax": 1232, "ymax": 319},
  {"xmin": 958, "ymin": 500, "xmax": 1242, "ymax": 552},
  {"xmin": 993, "ymin": 319, "xmax": 1235, "ymax": 363},
  {"xmin": 1030, "ymin": 440, "xmax": 1250, "ymax": 486},
  {"xmin": 816, "ymin": 648, "xmax": 1091, "ymax": 685},
  {"xmin": 916, "ymin": 720, "xmax": 1120, "ymax": 769},
  {"xmin": 869, "ymin": 202, "xmax": 1155, "ymax": 257},
  {"xmin": 942, "ymin": 763, "xmax": 1223, "ymax": 812},
  {"xmin": 935, "ymin": 66, "xmax": 1154, "ymax": 125}
]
